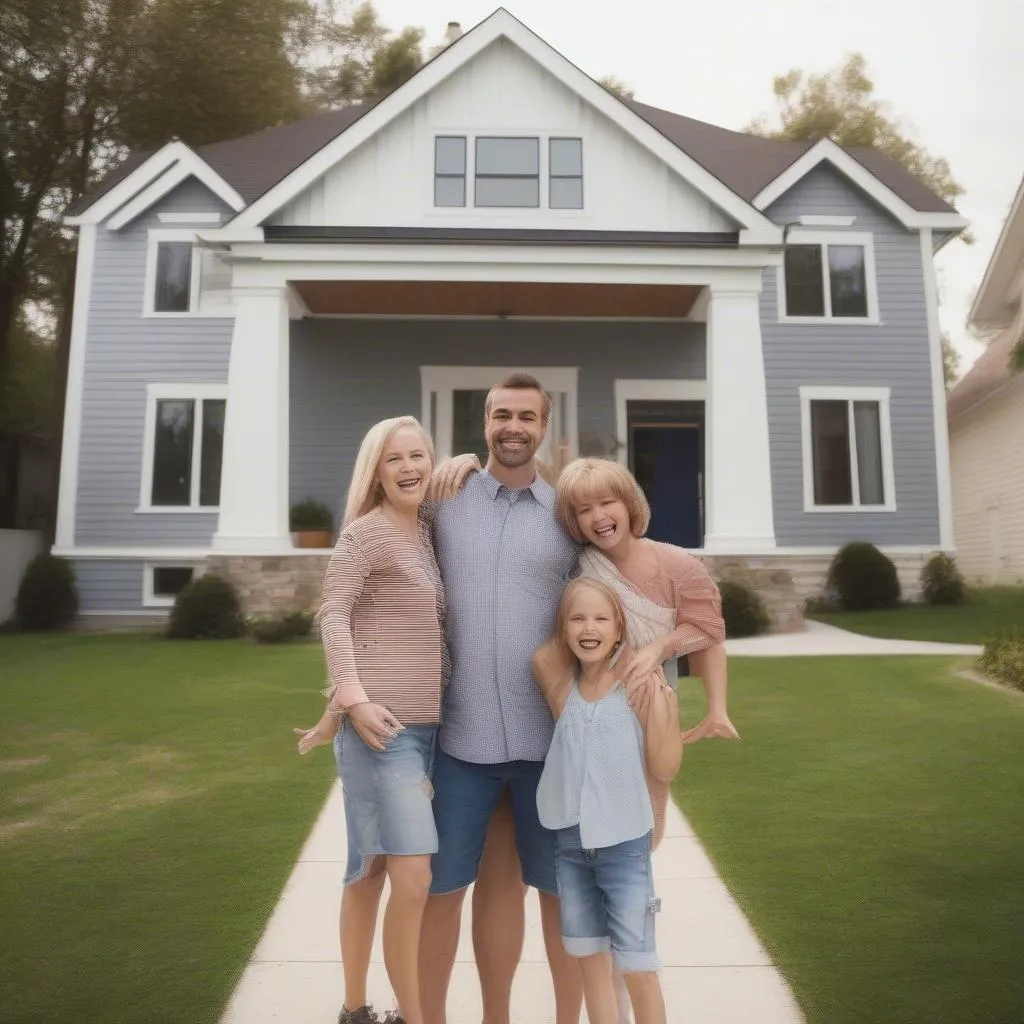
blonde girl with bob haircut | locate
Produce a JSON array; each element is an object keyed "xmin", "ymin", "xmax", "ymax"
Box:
[
  {"xmin": 533, "ymin": 578, "xmax": 681, "ymax": 1024},
  {"xmin": 295, "ymin": 415, "xmax": 446, "ymax": 1024}
]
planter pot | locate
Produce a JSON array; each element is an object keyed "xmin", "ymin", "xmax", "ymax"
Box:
[{"xmin": 293, "ymin": 529, "xmax": 333, "ymax": 549}]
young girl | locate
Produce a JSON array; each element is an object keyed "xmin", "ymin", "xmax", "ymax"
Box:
[
  {"xmin": 294, "ymin": 415, "xmax": 445, "ymax": 1024},
  {"xmin": 533, "ymin": 579, "xmax": 682, "ymax": 1024}
]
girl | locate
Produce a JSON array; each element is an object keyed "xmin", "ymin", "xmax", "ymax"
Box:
[
  {"xmin": 294, "ymin": 415, "xmax": 445, "ymax": 1024},
  {"xmin": 533, "ymin": 578, "xmax": 681, "ymax": 1024}
]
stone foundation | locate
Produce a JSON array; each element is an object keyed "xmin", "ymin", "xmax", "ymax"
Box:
[{"xmin": 203, "ymin": 549, "xmax": 932, "ymax": 635}]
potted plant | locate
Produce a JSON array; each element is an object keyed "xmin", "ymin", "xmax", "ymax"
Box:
[{"xmin": 290, "ymin": 498, "xmax": 334, "ymax": 549}]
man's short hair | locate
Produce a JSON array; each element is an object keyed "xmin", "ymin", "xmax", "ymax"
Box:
[{"xmin": 485, "ymin": 372, "xmax": 552, "ymax": 424}]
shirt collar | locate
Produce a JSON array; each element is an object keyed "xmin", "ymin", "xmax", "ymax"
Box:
[{"xmin": 479, "ymin": 468, "xmax": 556, "ymax": 509}]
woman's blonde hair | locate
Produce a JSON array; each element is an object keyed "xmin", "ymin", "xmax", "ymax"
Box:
[
  {"xmin": 342, "ymin": 416, "xmax": 435, "ymax": 527},
  {"xmin": 555, "ymin": 458, "xmax": 651, "ymax": 543}
]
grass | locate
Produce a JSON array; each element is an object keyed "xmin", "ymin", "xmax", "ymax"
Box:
[
  {"xmin": 674, "ymin": 656, "xmax": 1024, "ymax": 1024},
  {"xmin": 0, "ymin": 633, "xmax": 332, "ymax": 1024},
  {"xmin": 807, "ymin": 586, "xmax": 1024, "ymax": 644}
]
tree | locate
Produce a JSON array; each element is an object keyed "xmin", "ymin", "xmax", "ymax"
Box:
[
  {"xmin": 941, "ymin": 334, "xmax": 960, "ymax": 391},
  {"xmin": 747, "ymin": 53, "xmax": 966, "ymax": 216},
  {"xmin": 1011, "ymin": 333, "xmax": 1024, "ymax": 375},
  {"xmin": 597, "ymin": 75, "xmax": 634, "ymax": 100}
]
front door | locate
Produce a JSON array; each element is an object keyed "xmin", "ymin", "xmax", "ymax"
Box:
[{"xmin": 628, "ymin": 401, "xmax": 704, "ymax": 549}]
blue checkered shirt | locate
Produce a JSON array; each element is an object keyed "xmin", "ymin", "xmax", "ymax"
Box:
[{"xmin": 434, "ymin": 470, "xmax": 579, "ymax": 764}]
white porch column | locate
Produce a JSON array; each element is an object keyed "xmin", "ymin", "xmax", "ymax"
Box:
[
  {"xmin": 704, "ymin": 281, "xmax": 776, "ymax": 552},
  {"xmin": 211, "ymin": 286, "xmax": 291, "ymax": 553}
]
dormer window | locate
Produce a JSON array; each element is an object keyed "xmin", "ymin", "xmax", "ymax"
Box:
[{"xmin": 154, "ymin": 242, "xmax": 193, "ymax": 312}]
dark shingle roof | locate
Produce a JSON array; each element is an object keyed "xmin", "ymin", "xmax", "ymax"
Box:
[{"xmin": 69, "ymin": 94, "xmax": 959, "ymax": 220}]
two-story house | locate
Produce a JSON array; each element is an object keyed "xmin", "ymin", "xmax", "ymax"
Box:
[{"xmin": 55, "ymin": 8, "xmax": 967, "ymax": 627}]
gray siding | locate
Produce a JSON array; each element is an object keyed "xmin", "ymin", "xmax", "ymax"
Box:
[
  {"xmin": 76, "ymin": 178, "xmax": 233, "ymax": 546},
  {"xmin": 290, "ymin": 319, "xmax": 706, "ymax": 517},
  {"xmin": 763, "ymin": 165, "xmax": 939, "ymax": 546},
  {"xmin": 74, "ymin": 560, "xmax": 145, "ymax": 611}
]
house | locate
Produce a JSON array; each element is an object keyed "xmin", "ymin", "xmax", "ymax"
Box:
[
  {"xmin": 54, "ymin": 8, "xmax": 967, "ymax": 628},
  {"xmin": 947, "ymin": 175, "xmax": 1024, "ymax": 585}
]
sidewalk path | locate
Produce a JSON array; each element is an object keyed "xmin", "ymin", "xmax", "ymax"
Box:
[{"xmin": 220, "ymin": 784, "xmax": 804, "ymax": 1024}]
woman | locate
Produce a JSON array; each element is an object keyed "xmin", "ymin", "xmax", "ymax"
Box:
[{"xmin": 295, "ymin": 415, "xmax": 445, "ymax": 1024}]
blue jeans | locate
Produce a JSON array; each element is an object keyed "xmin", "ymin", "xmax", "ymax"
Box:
[
  {"xmin": 429, "ymin": 747, "xmax": 557, "ymax": 895},
  {"xmin": 555, "ymin": 826, "xmax": 661, "ymax": 972},
  {"xmin": 334, "ymin": 721, "xmax": 438, "ymax": 885}
]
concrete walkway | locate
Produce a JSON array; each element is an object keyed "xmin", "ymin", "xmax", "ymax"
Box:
[{"xmin": 220, "ymin": 622, "xmax": 979, "ymax": 1024}]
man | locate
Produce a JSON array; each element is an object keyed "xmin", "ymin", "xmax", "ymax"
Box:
[{"xmin": 420, "ymin": 372, "xmax": 583, "ymax": 1024}]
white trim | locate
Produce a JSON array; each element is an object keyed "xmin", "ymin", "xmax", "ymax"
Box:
[
  {"xmin": 143, "ymin": 562, "xmax": 198, "ymax": 608},
  {"xmin": 419, "ymin": 365, "xmax": 578, "ymax": 462},
  {"xmin": 799, "ymin": 215, "xmax": 856, "ymax": 227},
  {"xmin": 753, "ymin": 138, "xmax": 969, "ymax": 232},
  {"xmin": 613, "ymin": 379, "xmax": 706, "ymax": 466},
  {"xmin": 55, "ymin": 224, "xmax": 97, "ymax": 549},
  {"xmin": 920, "ymin": 229, "xmax": 955, "ymax": 550},
  {"xmin": 158, "ymin": 211, "xmax": 223, "ymax": 224},
  {"xmin": 142, "ymin": 229, "xmax": 233, "ymax": 318},
  {"xmin": 80, "ymin": 609, "xmax": 170, "ymax": 618},
  {"xmin": 139, "ymin": 383, "xmax": 228, "ymax": 512},
  {"xmin": 108, "ymin": 162, "xmax": 210, "ymax": 231},
  {"xmin": 799, "ymin": 385, "xmax": 896, "ymax": 513},
  {"xmin": 65, "ymin": 141, "xmax": 244, "ymax": 226},
  {"xmin": 230, "ymin": 10, "xmax": 779, "ymax": 238},
  {"xmin": 969, "ymin": 174, "xmax": 1024, "ymax": 325},
  {"xmin": 778, "ymin": 230, "xmax": 880, "ymax": 325}
]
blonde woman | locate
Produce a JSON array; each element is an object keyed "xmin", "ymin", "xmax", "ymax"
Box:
[{"xmin": 295, "ymin": 416, "xmax": 445, "ymax": 1024}]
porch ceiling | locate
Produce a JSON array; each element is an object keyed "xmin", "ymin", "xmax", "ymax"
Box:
[{"xmin": 292, "ymin": 280, "xmax": 704, "ymax": 318}]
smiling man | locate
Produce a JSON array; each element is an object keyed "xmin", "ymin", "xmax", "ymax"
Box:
[{"xmin": 420, "ymin": 372, "xmax": 583, "ymax": 1024}]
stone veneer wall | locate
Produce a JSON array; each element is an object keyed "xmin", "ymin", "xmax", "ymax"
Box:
[{"xmin": 204, "ymin": 550, "xmax": 931, "ymax": 635}]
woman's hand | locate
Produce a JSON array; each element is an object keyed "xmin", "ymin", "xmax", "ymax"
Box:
[
  {"xmin": 621, "ymin": 641, "xmax": 668, "ymax": 685},
  {"xmin": 625, "ymin": 669, "xmax": 669, "ymax": 717},
  {"xmin": 293, "ymin": 713, "xmax": 339, "ymax": 756},
  {"xmin": 681, "ymin": 714, "xmax": 741, "ymax": 745},
  {"xmin": 428, "ymin": 453, "xmax": 481, "ymax": 501},
  {"xmin": 346, "ymin": 702, "xmax": 404, "ymax": 752}
]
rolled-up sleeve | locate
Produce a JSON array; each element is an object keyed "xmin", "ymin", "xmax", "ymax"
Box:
[
  {"xmin": 319, "ymin": 533, "xmax": 371, "ymax": 710},
  {"xmin": 665, "ymin": 553, "xmax": 726, "ymax": 656}
]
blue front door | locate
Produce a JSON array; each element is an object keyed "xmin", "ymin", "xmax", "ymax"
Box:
[{"xmin": 631, "ymin": 424, "xmax": 703, "ymax": 549}]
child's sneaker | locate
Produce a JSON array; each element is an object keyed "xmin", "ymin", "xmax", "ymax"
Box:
[
  {"xmin": 338, "ymin": 1007, "xmax": 379, "ymax": 1024},
  {"xmin": 381, "ymin": 1013, "xmax": 406, "ymax": 1024}
]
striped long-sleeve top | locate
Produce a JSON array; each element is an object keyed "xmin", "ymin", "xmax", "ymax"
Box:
[{"xmin": 319, "ymin": 506, "xmax": 445, "ymax": 725}]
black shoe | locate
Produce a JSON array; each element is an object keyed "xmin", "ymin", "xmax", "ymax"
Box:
[
  {"xmin": 381, "ymin": 1013, "xmax": 405, "ymax": 1024},
  {"xmin": 338, "ymin": 1006, "xmax": 379, "ymax": 1024}
]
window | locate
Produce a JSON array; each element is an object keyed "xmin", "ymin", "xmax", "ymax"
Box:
[
  {"xmin": 780, "ymin": 231, "xmax": 878, "ymax": 322},
  {"xmin": 434, "ymin": 136, "xmax": 466, "ymax": 207},
  {"xmin": 144, "ymin": 564, "xmax": 196, "ymax": 607},
  {"xmin": 800, "ymin": 387, "xmax": 895, "ymax": 511},
  {"xmin": 549, "ymin": 138, "xmax": 583, "ymax": 209},
  {"xmin": 145, "ymin": 229, "xmax": 233, "ymax": 316},
  {"xmin": 139, "ymin": 384, "xmax": 227, "ymax": 510},
  {"xmin": 475, "ymin": 137, "xmax": 540, "ymax": 208}
]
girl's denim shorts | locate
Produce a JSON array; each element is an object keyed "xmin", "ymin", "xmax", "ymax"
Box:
[{"xmin": 333, "ymin": 720, "xmax": 439, "ymax": 885}]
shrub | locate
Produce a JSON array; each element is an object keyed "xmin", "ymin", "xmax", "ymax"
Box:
[
  {"xmin": 15, "ymin": 554, "xmax": 79, "ymax": 631},
  {"xmin": 247, "ymin": 611, "xmax": 314, "ymax": 644},
  {"xmin": 920, "ymin": 552, "xmax": 966, "ymax": 606},
  {"xmin": 718, "ymin": 580, "xmax": 771, "ymax": 638},
  {"xmin": 827, "ymin": 541, "xmax": 901, "ymax": 611},
  {"xmin": 290, "ymin": 498, "xmax": 333, "ymax": 532},
  {"xmin": 979, "ymin": 631, "xmax": 1024, "ymax": 691},
  {"xmin": 168, "ymin": 574, "xmax": 242, "ymax": 639}
]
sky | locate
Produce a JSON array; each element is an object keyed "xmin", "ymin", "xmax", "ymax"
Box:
[{"xmin": 370, "ymin": 0, "xmax": 1024, "ymax": 378}]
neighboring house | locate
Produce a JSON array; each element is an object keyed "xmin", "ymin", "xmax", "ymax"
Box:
[
  {"xmin": 55, "ymin": 8, "xmax": 967, "ymax": 627},
  {"xmin": 948, "ymin": 175, "xmax": 1024, "ymax": 585}
]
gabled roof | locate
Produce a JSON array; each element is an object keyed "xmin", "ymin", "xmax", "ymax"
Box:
[
  {"xmin": 67, "ymin": 8, "xmax": 964, "ymax": 231},
  {"xmin": 969, "ymin": 173, "xmax": 1024, "ymax": 327},
  {"xmin": 947, "ymin": 327, "xmax": 1021, "ymax": 422}
]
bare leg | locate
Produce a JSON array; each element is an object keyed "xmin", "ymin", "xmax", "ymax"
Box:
[
  {"xmin": 472, "ymin": 796, "xmax": 526, "ymax": 1024},
  {"xmin": 577, "ymin": 952, "xmax": 618, "ymax": 1024},
  {"xmin": 420, "ymin": 888, "xmax": 467, "ymax": 1024},
  {"xmin": 623, "ymin": 971, "xmax": 666, "ymax": 1024},
  {"xmin": 538, "ymin": 890, "xmax": 584, "ymax": 1024},
  {"xmin": 383, "ymin": 854, "xmax": 432, "ymax": 1024},
  {"xmin": 341, "ymin": 856, "xmax": 387, "ymax": 1012},
  {"xmin": 612, "ymin": 965, "xmax": 633, "ymax": 1024}
]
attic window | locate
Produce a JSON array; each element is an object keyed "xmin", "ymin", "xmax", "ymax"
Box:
[
  {"xmin": 154, "ymin": 242, "xmax": 192, "ymax": 312},
  {"xmin": 434, "ymin": 136, "xmax": 466, "ymax": 207},
  {"xmin": 549, "ymin": 138, "xmax": 583, "ymax": 209},
  {"xmin": 780, "ymin": 230, "xmax": 879, "ymax": 324},
  {"xmin": 475, "ymin": 137, "xmax": 540, "ymax": 208}
]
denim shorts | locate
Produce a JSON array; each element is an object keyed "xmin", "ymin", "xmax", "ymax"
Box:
[
  {"xmin": 429, "ymin": 747, "xmax": 557, "ymax": 896},
  {"xmin": 334, "ymin": 721, "xmax": 439, "ymax": 885},
  {"xmin": 555, "ymin": 826, "xmax": 661, "ymax": 972}
]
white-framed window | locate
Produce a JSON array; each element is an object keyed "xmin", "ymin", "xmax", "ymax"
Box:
[
  {"xmin": 475, "ymin": 137, "xmax": 540, "ymax": 208},
  {"xmin": 143, "ymin": 563, "xmax": 197, "ymax": 607},
  {"xmin": 434, "ymin": 136, "xmax": 467, "ymax": 207},
  {"xmin": 549, "ymin": 138, "xmax": 583, "ymax": 209},
  {"xmin": 779, "ymin": 230, "xmax": 879, "ymax": 324},
  {"xmin": 420, "ymin": 366, "xmax": 578, "ymax": 464},
  {"xmin": 143, "ymin": 228, "xmax": 233, "ymax": 317},
  {"xmin": 800, "ymin": 386, "xmax": 896, "ymax": 512},
  {"xmin": 138, "ymin": 383, "xmax": 227, "ymax": 512}
]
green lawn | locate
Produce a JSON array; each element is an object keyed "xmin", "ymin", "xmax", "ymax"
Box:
[
  {"xmin": 674, "ymin": 657, "xmax": 1024, "ymax": 1024},
  {"xmin": 0, "ymin": 634, "xmax": 332, "ymax": 1024},
  {"xmin": 807, "ymin": 586, "xmax": 1024, "ymax": 644}
]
